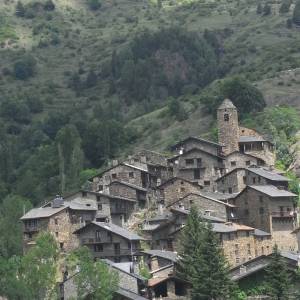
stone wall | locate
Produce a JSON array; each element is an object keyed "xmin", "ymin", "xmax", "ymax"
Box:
[
  {"xmin": 216, "ymin": 169, "xmax": 246, "ymax": 194},
  {"xmin": 109, "ymin": 182, "xmax": 138, "ymax": 200},
  {"xmin": 160, "ymin": 179, "xmax": 202, "ymax": 207},
  {"xmin": 217, "ymin": 102, "xmax": 239, "ymax": 155},
  {"xmin": 169, "ymin": 193, "xmax": 228, "ymax": 221},
  {"xmin": 224, "ymin": 152, "xmax": 261, "ymax": 172}
]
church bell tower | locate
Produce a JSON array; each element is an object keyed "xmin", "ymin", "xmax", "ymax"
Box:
[{"xmin": 217, "ymin": 99, "xmax": 240, "ymax": 155}]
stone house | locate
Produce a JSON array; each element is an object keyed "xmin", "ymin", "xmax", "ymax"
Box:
[
  {"xmin": 231, "ymin": 185, "xmax": 298, "ymax": 251},
  {"xmin": 141, "ymin": 249, "xmax": 177, "ymax": 272},
  {"xmin": 216, "ymin": 168, "xmax": 247, "ymax": 194},
  {"xmin": 224, "ymin": 151, "xmax": 265, "ymax": 172},
  {"xmin": 90, "ymin": 162, "xmax": 152, "ymax": 192},
  {"xmin": 245, "ymin": 166, "xmax": 290, "ymax": 189},
  {"xmin": 166, "ymin": 192, "xmax": 238, "ymax": 222},
  {"xmin": 60, "ymin": 260, "xmax": 148, "ymax": 300},
  {"xmin": 157, "ymin": 177, "xmax": 202, "ymax": 207},
  {"xmin": 170, "ymin": 136, "xmax": 223, "ymax": 157},
  {"xmin": 21, "ymin": 196, "xmax": 97, "ymax": 252},
  {"xmin": 108, "ymin": 181, "xmax": 148, "ymax": 208},
  {"xmin": 73, "ymin": 221, "xmax": 143, "ymax": 262},
  {"xmin": 168, "ymin": 148, "xmax": 225, "ymax": 190}
]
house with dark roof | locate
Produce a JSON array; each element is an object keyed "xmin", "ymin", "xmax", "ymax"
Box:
[
  {"xmin": 170, "ymin": 136, "xmax": 222, "ymax": 157},
  {"xmin": 168, "ymin": 147, "xmax": 225, "ymax": 190},
  {"xmin": 232, "ymin": 185, "xmax": 298, "ymax": 252},
  {"xmin": 166, "ymin": 192, "xmax": 238, "ymax": 222},
  {"xmin": 156, "ymin": 177, "xmax": 202, "ymax": 207},
  {"xmin": 21, "ymin": 195, "xmax": 98, "ymax": 253},
  {"xmin": 73, "ymin": 221, "xmax": 143, "ymax": 262}
]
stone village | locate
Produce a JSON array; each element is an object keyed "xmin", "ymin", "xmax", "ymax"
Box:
[{"xmin": 20, "ymin": 99, "xmax": 300, "ymax": 300}]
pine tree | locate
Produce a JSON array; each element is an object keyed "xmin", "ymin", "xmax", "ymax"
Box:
[
  {"xmin": 293, "ymin": 0, "xmax": 300, "ymax": 25},
  {"xmin": 44, "ymin": 0, "xmax": 55, "ymax": 11},
  {"xmin": 279, "ymin": 0, "xmax": 291, "ymax": 14},
  {"xmin": 263, "ymin": 3, "xmax": 271, "ymax": 16},
  {"xmin": 177, "ymin": 207, "xmax": 235, "ymax": 299},
  {"xmin": 265, "ymin": 245, "xmax": 291, "ymax": 300}
]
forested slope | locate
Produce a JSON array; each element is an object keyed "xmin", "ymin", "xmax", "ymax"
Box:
[{"xmin": 0, "ymin": 0, "xmax": 300, "ymax": 257}]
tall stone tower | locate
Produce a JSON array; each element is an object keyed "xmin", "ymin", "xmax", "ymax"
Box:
[{"xmin": 217, "ymin": 99, "xmax": 240, "ymax": 155}]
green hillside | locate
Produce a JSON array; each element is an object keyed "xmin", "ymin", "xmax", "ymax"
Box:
[{"xmin": 0, "ymin": 0, "xmax": 300, "ymax": 206}]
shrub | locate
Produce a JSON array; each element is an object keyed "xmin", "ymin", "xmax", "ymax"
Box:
[
  {"xmin": 87, "ymin": 0, "xmax": 101, "ymax": 10},
  {"xmin": 13, "ymin": 56, "xmax": 37, "ymax": 80}
]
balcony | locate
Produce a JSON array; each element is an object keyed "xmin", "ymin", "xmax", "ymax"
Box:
[
  {"xmin": 271, "ymin": 211, "xmax": 296, "ymax": 218},
  {"xmin": 24, "ymin": 225, "xmax": 39, "ymax": 232}
]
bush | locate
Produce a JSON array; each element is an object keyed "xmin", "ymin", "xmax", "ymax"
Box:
[
  {"xmin": 293, "ymin": 0, "xmax": 300, "ymax": 25},
  {"xmin": 13, "ymin": 56, "xmax": 37, "ymax": 80},
  {"xmin": 15, "ymin": 1, "xmax": 25, "ymax": 17},
  {"xmin": 44, "ymin": 0, "xmax": 55, "ymax": 11},
  {"xmin": 87, "ymin": 0, "xmax": 101, "ymax": 10}
]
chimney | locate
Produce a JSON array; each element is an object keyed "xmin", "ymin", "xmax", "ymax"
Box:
[
  {"xmin": 239, "ymin": 265, "xmax": 247, "ymax": 274},
  {"xmin": 112, "ymin": 159, "xmax": 118, "ymax": 166},
  {"xmin": 52, "ymin": 195, "xmax": 64, "ymax": 208}
]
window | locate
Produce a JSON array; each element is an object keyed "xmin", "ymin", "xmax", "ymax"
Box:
[
  {"xmin": 128, "ymin": 242, "xmax": 131, "ymax": 249},
  {"xmin": 98, "ymin": 185, "xmax": 103, "ymax": 192},
  {"xmin": 96, "ymin": 231, "xmax": 101, "ymax": 240},
  {"xmin": 204, "ymin": 181, "xmax": 210, "ymax": 186},
  {"xmin": 180, "ymin": 187, "xmax": 185, "ymax": 192},
  {"xmin": 196, "ymin": 158, "xmax": 202, "ymax": 165},
  {"xmin": 96, "ymin": 195, "xmax": 101, "ymax": 202},
  {"xmin": 259, "ymin": 196, "xmax": 263, "ymax": 203},
  {"xmin": 228, "ymin": 187, "xmax": 233, "ymax": 194},
  {"xmin": 98, "ymin": 203, "xmax": 102, "ymax": 210},
  {"xmin": 244, "ymin": 209, "xmax": 249, "ymax": 216},
  {"xmin": 231, "ymin": 161, "xmax": 237, "ymax": 167},
  {"xmin": 246, "ymin": 160, "xmax": 250, "ymax": 166},
  {"xmin": 112, "ymin": 173, "xmax": 117, "ymax": 179},
  {"xmin": 224, "ymin": 114, "xmax": 229, "ymax": 121},
  {"xmin": 54, "ymin": 218, "xmax": 58, "ymax": 225},
  {"xmin": 259, "ymin": 207, "xmax": 264, "ymax": 215},
  {"xmin": 246, "ymin": 231, "xmax": 250, "ymax": 237},
  {"xmin": 55, "ymin": 232, "xmax": 59, "ymax": 238},
  {"xmin": 252, "ymin": 177, "xmax": 256, "ymax": 184},
  {"xmin": 185, "ymin": 159, "xmax": 194, "ymax": 165},
  {"xmin": 94, "ymin": 244, "xmax": 103, "ymax": 252},
  {"xmin": 243, "ymin": 176, "xmax": 246, "ymax": 184},
  {"xmin": 82, "ymin": 191, "xmax": 87, "ymax": 197},
  {"xmin": 60, "ymin": 243, "xmax": 64, "ymax": 250},
  {"xmin": 194, "ymin": 169, "xmax": 200, "ymax": 179},
  {"xmin": 236, "ymin": 257, "xmax": 240, "ymax": 264},
  {"xmin": 129, "ymin": 172, "xmax": 134, "ymax": 178}
]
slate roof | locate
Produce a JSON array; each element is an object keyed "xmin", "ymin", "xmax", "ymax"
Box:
[
  {"xmin": 147, "ymin": 212, "xmax": 171, "ymax": 222},
  {"xmin": 239, "ymin": 136, "xmax": 267, "ymax": 143},
  {"xmin": 116, "ymin": 288, "xmax": 148, "ymax": 300},
  {"xmin": 218, "ymin": 98, "xmax": 236, "ymax": 109},
  {"xmin": 254, "ymin": 229, "xmax": 271, "ymax": 236},
  {"xmin": 141, "ymin": 250, "xmax": 178, "ymax": 262},
  {"xmin": 212, "ymin": 222, "xmax": 254, "ymax": 233},
  {"xmin": 170, "ymin": 207, "xmax": 226, "ymax": 223},
  {"xmin": 21, "ymin": 206, "xmax": 66, "ymax": 220},
  {"xmin": 247, "ymin": 167, "xmax": 289, "ymax": 182},
  {"xmin": 215, "ymin": 168, "xmax": 246, "ymax": 182},
  {"xmin": 21, "ymin": 198, "xmax": 97, "ymax": 220},
  {"xmin": 99, "ymin": 192, "xmax": 137, "ymax": 202},
  {"xmin": 200, "ymin": 191, "xmax": 240, "ymax": 200},
  {"xmin": 156, "ymin": 177, "xmax": 202, "ymax": 189},
  {"xmin": 109, "ymin": 180, "xmax": 147, "ymax": 192},
  {"xmin": 249, "ymin": 185, "xmax": 297, "ymax": 197},
  {"xmin": 168, "ymin": 147, "xmax": 224, "ymax": 161},
  {"xmin": 280, "ymin": 251, "xmax": 300, "ymax": 262},
  {"xmin": 74, "ymin": 221, "xmax": 143, "ymax": 241},
  {"xmin": 171, "ymin": 136, "xmax": 221, "ymax": 150}
]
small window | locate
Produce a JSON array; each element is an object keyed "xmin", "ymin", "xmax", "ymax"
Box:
[
  {"xmin": 180, "ymin": 187, "xmax": 185, "ymax": 192},
  {"xmin": 228, "ymin": 187, "xmax": 233, "ymax": 194},
  {"xmin": 128, "ymin": 242, "xmax": 131, "ymax": 249},
  {"xmin": 204, "ymin": 181, "xmax": 210, "ymax": 186},
  {"xmin": 243, "ymin": 176, "xmax": 246, "ymax": 184},
  {"xmin": 196, "ymin": 158, "xmax": 202, "ymax": 165},
  {"xmin": 98, "ymin": 204, "xmax": 102, "ymax": 210},
  {"xmin": 112, "ymin": 173, "xmax": 117, "ymax": 179},
  {"xmin": 246, "ymin": 160, "xmax": 250, "ymax": 166},
  {"xmin": 224, "ymin": 114, "xmax": 229, "ymax": 122},
  {"xmin": 246, "ymin": 231, "xmax": 250, "ymax": 237},
  {"xmin": 60, "ymin": 242, "xmax": 64, "ymax": 250},
  {"xmin": 252, "ymin": 178, "xmax": 256, "ymax": 184},
  {"xmin": 94, "ymin": 244, "xmax": 103, "ymax": 252},
  {"xmin": 244, "ymin": 209, "xmax": 249, "ymax": 216},
  {"xmin": 55, "ymin": 232, "xmax": 59, "ymax": 238},
  {"xmin": 98, "ymin": 185, "xmax": 103, "ymax": 192},
  {"xmin": 82, "ymin": 191, "xmax": 87, "ymax": 197},
  {"xmin": 54, "ymin": 218, "xmax": 58, "ymax": 225},
  {"xmin": 258, "ymin": 176, "xmax": 261, "ymax": 183},
  {"xmin": 259, "ymin": 207, "xmax": 264, "ymax": 215},
  {"xmin": 129, "ymin": 172, "xmax": 134, "ymax": 178},
  {"xmin": 236, "ymin": 257, "xmax": 240, "ymax": 264},
  {"xmin": 231, "ymin": 161, "xmax": 236, "ymax": 167},
  {"xmin": 194, "ymin": 169, "xmax": 200, "ymax": 179},
  {"xmin": 185, "ymin": 159, "xmax": 194, "ymax": 165},
  {"xmin": 96, "ymin": 195, "xmax": 101, "ymax": 201}
]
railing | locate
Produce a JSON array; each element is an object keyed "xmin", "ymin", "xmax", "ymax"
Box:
[{"xmin": 271, "ymin": 211, "xmax": 296, "ymax": 218}]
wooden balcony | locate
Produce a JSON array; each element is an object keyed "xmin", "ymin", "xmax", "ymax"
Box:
[{"xmin": 271, "ymin": 211, "xmax": 296, "ymax": 218}]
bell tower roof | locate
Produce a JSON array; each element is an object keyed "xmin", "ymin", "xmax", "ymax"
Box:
[{"xmin": 218, "ymin": 98, "xmax": 236, "ymax": 110}]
